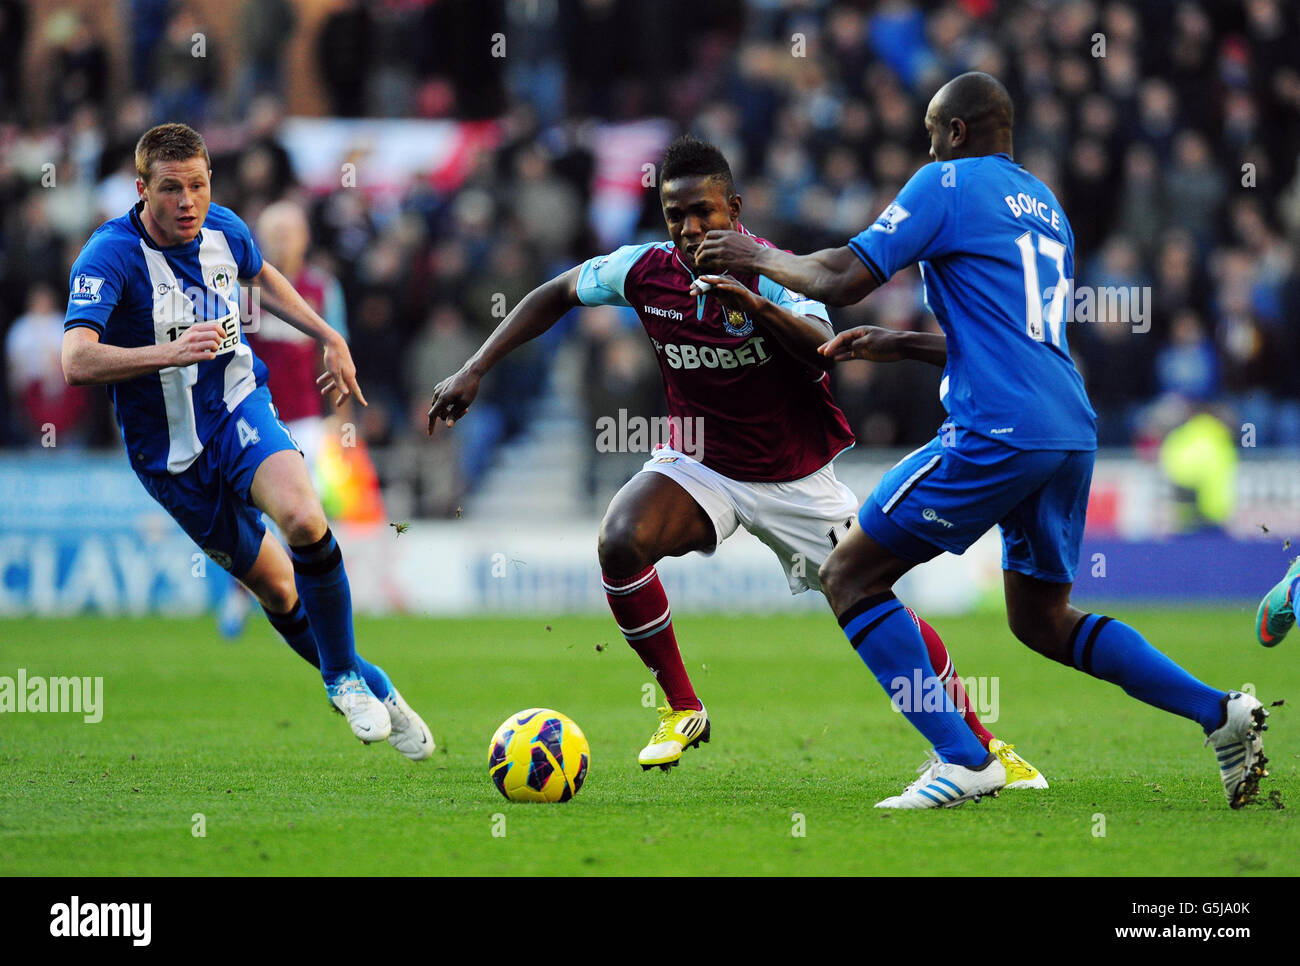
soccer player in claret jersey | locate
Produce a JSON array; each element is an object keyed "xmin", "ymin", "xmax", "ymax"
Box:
[
  {"xmin": 61, "ymin": 123, "xmax": 434, "ymax": 760},
  {"xmin": 429, "ymin": 135, "xmax": 1046, "ymax": 788},
  {"xmin": 696, "ymin": 72, "xmax": 1271, "ymax": 809}
]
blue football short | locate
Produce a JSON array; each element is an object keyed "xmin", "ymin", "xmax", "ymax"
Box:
[
  {"xmin": 136, "ymin": 385, "xmax": 301, "ymax": 577},
  {"xmin": 858, "ymin": 424, "xmax": 1095, "ymax": 583}
]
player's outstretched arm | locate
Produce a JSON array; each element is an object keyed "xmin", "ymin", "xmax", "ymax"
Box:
[
  {"xmin": 62, "ymin": 323, "xmax": 226, "ymax": 385},
  {"xmin": 818, "ymin": 326, "xmax": 947, "ymax": 367},
  {"xmin": 427, "ymin": 266, "xmax": 582, "ymax": 432},
  {"xmin": 695, "ymin": 231, "xmax": 878, "ymax": 307},
  {"xmin": 251, "ymin": 261, "xmax": 367, "ymax": 408},
  {"xmin": 690, "ymin": 274, "xmax": 832, "ymax": 370}
]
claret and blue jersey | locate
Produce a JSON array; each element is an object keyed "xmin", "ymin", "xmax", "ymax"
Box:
[
  {"xmin": 64, "ymin": 202, "xmax": 269, "ymax": 475},
  {"xmin": 848, "ymin": 153, "xmax": 1097, "ymax": 451},
  {"xmin": 574, "ymin": 232, "xmax": 856, "ymax": 483}
]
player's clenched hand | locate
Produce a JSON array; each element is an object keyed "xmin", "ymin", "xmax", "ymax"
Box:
[
  {"xmin": 170, "ymin": 322, "xmax": 225, "ymax": 366},
  {"xmin": 694, "ymin": 230, "xmax": 763, "ymax": 274},
  {"xmin": 427, "ymin": 367, "xmax": 480, "ymax": 433},
  {"xmin": 818, "ymin": 325, "xmax": 904, "ymax": 363},
  {"xmin": 318, "ymin": 333, "xmax": 368, "ymax": 408},
  {"xmin": 690, "ymin": 274, "xmax": 762, "ymax": 316}
]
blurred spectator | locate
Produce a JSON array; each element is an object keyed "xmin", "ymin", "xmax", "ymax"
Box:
[
  {"xmin": 1114, "ymin": 144, "xmax": 1163, "ymax": 258},
  {"xmin": 1160, "ymin": 410, "xmax": 1237, "ymax": 532},
  {"xmin": 317, "ymin": 0, "xmax": 372, "ymax": 117},
  {"xmin": 5, "ymin": 284, "xmax": 94, "ymax": 445},
  {"xmin": 1152, "ymin": 230, "xmax": 1212, "ymax": 324},
  {"xmin": 0, "ymin": 0, "xmax": 27, "ymax": 123},
  {"xmin": 510, "ymin": 145, "xmax": 584, "ymax": 256},
  {"xmin": 1157, "ymin": 310, "xmax": 1219, "ymax": 402},
  {"xmin": 247, "ymin": 199, "xmax": 347, "ymax": 460},
  {"xmin": 1164, "ymin": 132, "xmax": 1225, "ymax": 247},
  {"xmin": 237, "ymin": 0, "xmax": 297, "ymax": 109},
  {"xmin": 129, "ymin": 0, "xmax": 172, "ymax": 93},
  {"xmin": 46, "ymin": 12, "xmax": 109, "ymax": 122},
  {"xmin": 152, "ymin": 4, "xmax": 220, "ymax": 122}
]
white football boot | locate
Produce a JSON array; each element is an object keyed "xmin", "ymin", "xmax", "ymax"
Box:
[
  {"xmin": 1206, "ymin": 691, "xmax": 1270, "ymax": 808},
  {"xmin": 383, "ymin": 687, "xmax": 435, "ymax": 761},
  {"xmin": 876, "ymin": 751, "xmax": 1006, "ymax": 809},
  {"xmin": 326, "ymin": 671, "xmax": 391, "ymax": 744}
]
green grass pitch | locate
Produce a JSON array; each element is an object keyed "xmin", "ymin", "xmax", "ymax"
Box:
[{"xmin": 1, "ymin": 608, "xmax": 1295, "ymax": 876}]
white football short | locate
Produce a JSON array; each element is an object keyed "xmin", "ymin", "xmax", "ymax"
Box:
[{"xmin": 640, "ymin": 446, "xmax": 859, "ymax": 594}]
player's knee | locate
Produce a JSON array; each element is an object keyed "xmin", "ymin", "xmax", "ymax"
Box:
[
  {"xmin": 245, "ymin": 571, "xmax": 296, "ymax": 615},
  {"xmin": 819, "ymin": 554, "xmax": 891, "ymax": 613},
  {"xmin": 261, "ymin": 579, "xmax": 298, "ymax": 616},
  {"xmin": 597, "ymin": 515, "xmax": 653, "ymax": 577},
  {"xmin": 1008, "ymin": 609, "xmax": 1073, "ymax": 665},
  {"xmin": 279, "ymin": 504, "xmax": 328, "ymax": 548},
  {"xmin": 817, "ymin": 556, "xmax": 850, "ymax": 610}
]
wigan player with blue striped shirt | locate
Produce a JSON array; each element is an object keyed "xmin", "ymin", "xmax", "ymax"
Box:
[
  {"xmin": 62, "ymin": 123, "xmax": 433, "ymax": 759},
  {"xmin": 696, "ymin": 73, "xmax": 1269, "ymax": 809}
]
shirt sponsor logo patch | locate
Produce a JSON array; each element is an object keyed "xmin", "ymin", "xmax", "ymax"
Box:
[{"xmin": 71, "ymin": 274, "xmax": 105, "ymax": 303}]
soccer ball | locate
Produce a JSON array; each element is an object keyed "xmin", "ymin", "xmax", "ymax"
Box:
[{"xmin": 488, "ymin": 708, "xmax": 590, "ymax": 803}]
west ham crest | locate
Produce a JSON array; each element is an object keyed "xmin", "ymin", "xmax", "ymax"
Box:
[{"xmin": 722, "ymin": 308, "xmax": 754, "ymax": 337}]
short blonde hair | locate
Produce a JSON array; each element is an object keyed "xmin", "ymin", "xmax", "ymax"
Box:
[{"xmin": 134, "ymin": 123, "xmax": 211, "ymax": 185}]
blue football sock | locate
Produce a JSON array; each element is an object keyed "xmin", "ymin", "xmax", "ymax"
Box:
[
  {"xmin": 839, "ymin": 592, "xmax": 990, "ymax": 766},
  {"xmin": 265, "ymin": 599, "xmax": 393, "ymax": 697},
  {"xmin": 289, "ymin": 528, "xmax": 359, "ymax": 683},
  {"xmin": 357, "ymin": 658, "xmax": 392, "ymax": 701},
  {"xmin": 1070, "ymin": 614, "xmax": 1227, "ymax": 733},
  {"xmin": 265, "ymin": 599, "xmax": 319, "ymax": 668}
]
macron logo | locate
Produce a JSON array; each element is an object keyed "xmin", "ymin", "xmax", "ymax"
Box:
[
  {"xmin": 644, "ymin": 304, "xmax": 684, "ymax": 321},
  {"xmin": 50, "ymin": 896, "xmax": 151, "ymax": 946}
]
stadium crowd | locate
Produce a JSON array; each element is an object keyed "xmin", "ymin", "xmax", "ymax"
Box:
[{"xmin": 2, "ymin": 0, "xmax": 1299, "ymax": 517}]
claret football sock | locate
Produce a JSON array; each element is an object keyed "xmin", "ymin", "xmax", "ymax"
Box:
[
  {"xmin": 603, "ymin": 566, "xmax": 702, "ymax": 712},
  {"xmin": 911, "ymin": 609, "xmax": 995, "ymax": 750},
  {"xmin": 1069, "ymin": 613, "xmax": 1226, "ymax": 732},
  {"xmin": 839, "ymin": 592, "xmax": 989, "ymax": 766},
  {"xmin": 265, "ymin": 599, "xmax": 394, "ymax": 698},
  {"xmin": 289, "ymin": 528, "xmax": 360, "ymax": 682}
]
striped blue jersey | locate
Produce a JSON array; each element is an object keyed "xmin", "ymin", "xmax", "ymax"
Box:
[
  {"xmin": 64, "ymin": 202, "xmax": 268, "ymax": 474},
  {"xmin": 849, "ymin": 154, "xmax": 1097, "ymax": 450}
]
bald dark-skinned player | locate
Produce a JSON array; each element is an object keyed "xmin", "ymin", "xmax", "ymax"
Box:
[
  {"xmin": 429, "ymin": 135, "xmax": 1048, "ymax": 787},
  {"xmin": 695, "ymin": 72, "xmax": 1270, "ymax": 809}
]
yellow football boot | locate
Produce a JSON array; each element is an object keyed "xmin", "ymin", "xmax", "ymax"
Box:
[
  {"xmin": 638, "ymin": 706, "xmax": 710, "ymax": 770},
  {"xmin": 990, "ymin": 739, "xmax": 1049, "ymax": 789}
]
